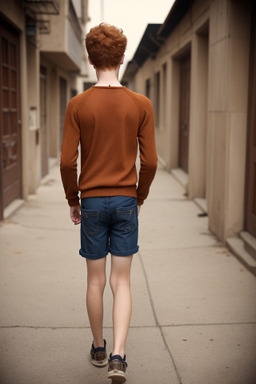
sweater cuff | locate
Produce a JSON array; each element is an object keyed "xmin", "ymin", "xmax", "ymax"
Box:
[
  {"xmin": 137, "ymin": 198, "xmax": 144, "ymax": 206},
  {"xmin": 68, "ymin": 197, "xmax": 80, "ymax": 207}
]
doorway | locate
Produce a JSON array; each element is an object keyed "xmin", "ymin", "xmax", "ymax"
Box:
[
  {"xmin": 179, "ymin": 55, "xmax": 191, "ymax": 173},
  {"xmin": 245, "ymin": 19, "xmax": 256, "ymax": 237},
  {"xmin": 0, "ymin": 20, "xmax": 22, "ymax": 217},
  {"xmin": 59, "ymin": 77, "xmax": 67, "ymax": 150},
  {"xmin": 40, "ymin": 65, "xmax": 48, "ymax": 178}
]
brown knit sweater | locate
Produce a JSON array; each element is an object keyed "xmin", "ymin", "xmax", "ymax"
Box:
[{"xmin": 60, "ymin": 86, "xmax": 157, "ymax": 206}]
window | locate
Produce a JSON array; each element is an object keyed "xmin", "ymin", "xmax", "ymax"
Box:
[
  {"xmin": 70, "ymin": 88, "xmax": 77, "ymax": 98},
  {"xmin": 162, "ymin": 63, "xmax": 167, "ymax": 129},
  {"xmin": 145, "ymin": 78, "xmax": 151, "ymax": 99},
  {"xmin": 154, "ymin": 71, "xmax": 160, "ymax": 127},
  {"xmin": 83, "ymin": 82, "xmax": 95, "ymax": 92}
]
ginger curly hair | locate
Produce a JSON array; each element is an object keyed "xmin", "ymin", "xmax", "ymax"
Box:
[{"xmin": 85, "ymin": 23, "xmax": 127, "ymax": 70}]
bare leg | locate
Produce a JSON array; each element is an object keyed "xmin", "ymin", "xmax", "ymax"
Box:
[
  {"xmin": 109, "ymin": 254, "xmax": 133, "ymax": 358},
  {"xmin": 86, "ymin": 257, "xmax": 106, "ymax": 348}
]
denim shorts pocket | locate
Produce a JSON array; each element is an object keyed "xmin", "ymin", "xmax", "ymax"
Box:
[
  {"xmin": 116, "ymin": 205, "xmax": 137, "ymax": 232},
  {"xmin": 81, "ymin": 209, "xmax": 100, "ymax": 236}
]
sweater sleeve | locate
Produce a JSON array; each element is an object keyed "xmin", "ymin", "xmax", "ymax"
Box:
[
  {"xmin": 60, "ymin": 100, "xmax": 80, "ymax": 206},
  {"xmin": 137, "ymin": 98, "xmax": 158, "ymax": 205}
]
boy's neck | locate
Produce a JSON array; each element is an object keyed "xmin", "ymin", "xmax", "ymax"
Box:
[{"xmin": 95, "ymin": 67, "xmax": 122, "ymax": 86}]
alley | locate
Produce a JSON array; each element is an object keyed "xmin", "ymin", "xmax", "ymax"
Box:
[{"xmin": 0, "ymin": 163, "xmax": 256, "ymax": 384}]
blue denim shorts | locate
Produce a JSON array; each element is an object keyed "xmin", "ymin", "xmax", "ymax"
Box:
[{"xmin": 79, "ymin": 196, "xmax": 139, "ymax": 260}]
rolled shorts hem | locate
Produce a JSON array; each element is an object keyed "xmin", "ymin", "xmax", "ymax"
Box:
[
  {"xmin": 109, "ymin": 245, "xmax": 139, "ymax": 256},
  {"xmin": 79, "ymin": 248, "xmax": 108, "ymax": 260}
]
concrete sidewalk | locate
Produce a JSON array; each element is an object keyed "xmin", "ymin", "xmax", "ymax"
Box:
[{"xmin": 0, "ymin": 164, "xmax": 256, "ymax": 384}]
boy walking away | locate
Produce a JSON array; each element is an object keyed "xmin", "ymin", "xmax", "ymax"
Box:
[{"xmin": 60, "ymin": 23, "xmax": 157, "ymax": 383}]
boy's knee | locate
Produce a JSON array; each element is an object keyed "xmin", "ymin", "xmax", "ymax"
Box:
[
  {"xmin": 109, "ymin": 273, "xmax": 130, "ymax": 293},
  {"xmin": 88, "ymin": 276, "xmax": 106, "ymax": 292}
]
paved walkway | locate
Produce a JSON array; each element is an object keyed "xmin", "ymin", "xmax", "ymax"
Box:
[{"xmin": 0, "ymin": 164, "xmax": 256, "ymax": 384}]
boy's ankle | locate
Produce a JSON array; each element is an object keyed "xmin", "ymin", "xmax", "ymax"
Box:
[
  {"xmin": 93, "ymin": 339, "xmax": 105, "ymax": 349},
  {"xmin": 112, "ymin": 351, "xmax": 125, "ymax": 359}
]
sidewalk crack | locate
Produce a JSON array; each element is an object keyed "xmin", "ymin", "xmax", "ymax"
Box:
[{"xmin": 138, "ymin": 252, "xmax": 183, "ymax": 384}]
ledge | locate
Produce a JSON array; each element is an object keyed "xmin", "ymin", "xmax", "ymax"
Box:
[
  {"xmin": 194, "ymin": 198, "xmax": 207, "ymax": 214},
  {"xmin": 171, "ymin": 168, "xmax": 188, "ymax": 193},
  {"xmin": 227, "ymin": 236, "xmax": 256, "ymax": 277},
  {"xmin": 240, "ymin": 231, "xmax": 256, "ymax": 260},
  {"xmin": 3, "ymin": 199, "xmax": 24, "ymax": 220}
]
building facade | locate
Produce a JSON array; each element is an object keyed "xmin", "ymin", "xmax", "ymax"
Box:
[
  {"xmin": 122, "ymin": 0, "xmax": 256, "ymax": 262},
  {"xmin": 0, "ymin": 0, "xmax": 88, "ymax": 220}
]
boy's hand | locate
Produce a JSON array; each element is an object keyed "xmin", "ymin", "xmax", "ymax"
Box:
[
  {"xmin": 70, "ymin": 204, "xmax": 81, "ymax": 225},
  {"xmin": 137, "ymin": 205, "xmax": 141, "ymax": 215}
]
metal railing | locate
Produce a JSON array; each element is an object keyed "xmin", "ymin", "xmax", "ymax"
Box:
[{"xmin": 22, "ymin": 0, "xmax": 60, "ymax": 15}]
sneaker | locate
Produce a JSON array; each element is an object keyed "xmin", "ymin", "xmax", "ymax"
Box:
[
  {"xmin": 90, "ymin": 339, "xmax": 108, "ymax": 367},
  {"xmin": 108, "ymin": 353, "xmax": 127, "ymax": 383}
]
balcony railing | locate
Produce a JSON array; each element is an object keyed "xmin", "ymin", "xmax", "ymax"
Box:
[
  {"xmin": 68, "ymin": 0, "xmax": 82, "ymax": 41},
  {"xmin": 22, "ymin": 0, "xmax": 60, "ymax": 15}
]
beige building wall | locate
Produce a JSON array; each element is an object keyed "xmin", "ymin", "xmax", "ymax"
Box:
[
  {"xmin": 39, "ymin": 55, "xmax": 77, "ymax": 159},
  {"xmin": 129, "ymin": 0, "xmax": 253, "ymax": 242},
  {"xmin": 0, "ymin": 0, "xmax": 30, "ymax": 202},
  {"xmin": 208, "ymin": 0, "xmax": 251, "ymax": 240},
  {"xmin": 38, "ymin": 0, "xmax": 82, "ymax": 71},
  {"xmin": 0, "ymin": 0, "xmax": 87, "ymax": 218}
]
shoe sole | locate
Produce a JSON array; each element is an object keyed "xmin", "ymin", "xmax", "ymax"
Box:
[
  {"xmin": 108, "ymin": 369, "xmax": 126, "ymax": 383},
  {"xmin": 91, "ymin": 357, "xmax": 108, "ymax": 367}
]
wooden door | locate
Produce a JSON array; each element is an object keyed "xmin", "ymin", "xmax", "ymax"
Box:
[
  {"xmin": 179, "ymin": 55, "xmax": 191, "ymax": 173},
  {"xmin": 0, "ymin": 21, "xmax": 22, "ymax": 215},
  {"xmin": 40, "ymin": 65, "xmax": 48, "ymax": 178},
  {"xmin": 59, "ymin": 77, "xmax": 67, "ymax": 150},
  {"xmin": 245, "ymin": 19, "xmax": 256, "ymax": 237}
]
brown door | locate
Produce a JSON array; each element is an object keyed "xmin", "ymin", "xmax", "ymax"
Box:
[
  {"xmin": 245, "ymin": 19, "xmax": 256, "ymax": 237},
  {"xmin": 40, "ymin": 65, "xmax": 48, "ymax": 178},
  {"xmin": 179, "ymin": 55, "xmax": 191, "ymax": 173},
  {"xmin": 0, "ymin": 21, "xmax": 22, "ymax": 217},
  {"xmin": 59, "ymin": 77, "xmax": 67, "ymax": 150}
]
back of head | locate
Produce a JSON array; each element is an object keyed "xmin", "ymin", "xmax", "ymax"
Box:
[{"xmin": 85, "ymin": 23, "xmax": 127, "ymax": 70}]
